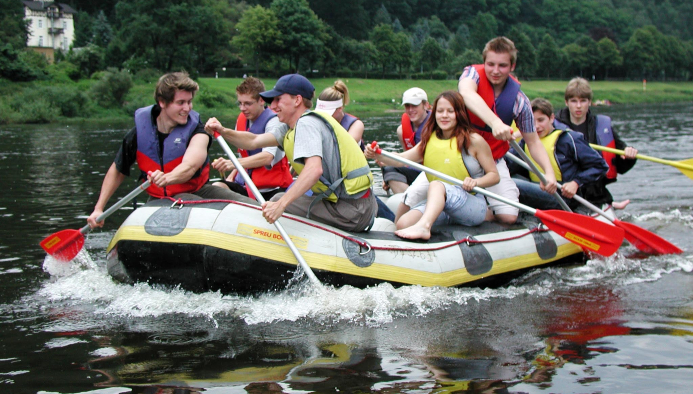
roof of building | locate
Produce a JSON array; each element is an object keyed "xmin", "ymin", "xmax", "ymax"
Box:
[{"xmin": 23, "ymin": 1, "xmax": 77, "ymax": 14}]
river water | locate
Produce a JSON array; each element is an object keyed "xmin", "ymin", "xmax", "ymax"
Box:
[{"xmin": 1, "ymin": 103, "xmax": 692, "ymax": 393}]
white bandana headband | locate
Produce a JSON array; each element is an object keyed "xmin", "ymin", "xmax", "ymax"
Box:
[{"xmin": 316, "ymin": 99, "xmax": 344, "ymax": 113}]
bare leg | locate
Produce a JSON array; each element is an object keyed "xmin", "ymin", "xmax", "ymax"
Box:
[
  {"xmin": 394, "ymin": 202, "xmax": 411, "ymax": 223},
  {"xmin": 387, "ymin": 180, "xmax": 409, "ymax": 194},
  {"xmin": 493, "ymin": 213, "xmax": 518, "ymax": 225},
  {"xmin": 212, "ymin": 181, "xmax": 230, "ymax": 189},
  {"xmin": 395, "ymin": 182, "xmax": 446, "ymax": 240}
]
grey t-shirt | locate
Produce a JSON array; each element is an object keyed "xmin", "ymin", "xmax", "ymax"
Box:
[
  {"xmin": 252, "ymin": 116, "xmax": 288, "ymax": 167},
  {"xmin": 269, "ymin": 111, "xmax": 342, "ymax": 193}
]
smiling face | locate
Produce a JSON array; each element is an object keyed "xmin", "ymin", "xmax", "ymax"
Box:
[
  {"xmin": 404, "ymin": 102, "xmax": 428, "ymax": 125},
  {"xmin": 159, "ymin": 89, "xmax": 193, "ymax": 126},
  {"xmin": 237, "ymin": 92, "xmax": 264, "ymax": 122},
  {"xmin": 566, "ymin": 97, "xmax": 591, "ymax": 125},
  {"xmin": 483, "ymin": 51, "xmax": 515, "ymax": 89},
  {"xmin": 435, "ymin": 97, "xmax": 457, "ymax": 134},
  {"xmin": 268, "ymin": 93, "xmax": 302, "ymax": 127}
]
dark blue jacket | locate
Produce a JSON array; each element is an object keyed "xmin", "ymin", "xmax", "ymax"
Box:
[{"xmin": 509, "ymin": 130, "xmax": 611, "ymax": 204}]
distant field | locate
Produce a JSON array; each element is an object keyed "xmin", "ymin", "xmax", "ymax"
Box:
[{"xmin": 199, "ymin": 77, "xmax": 693, "ymax": 122}]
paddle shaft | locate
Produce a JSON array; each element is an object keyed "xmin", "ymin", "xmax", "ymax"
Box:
[
  {"xmin": 214, "ymin": 132, "xmax": 321, "ymax": 286},
  {"xmin": 82, "ymin": 180, "xmax": 153, "ymax": 234},
  {"xmin": 589, "ymin": 144, "xmax": 693, "ymax": 171},
  {"xmin": 504, "ymin": 153, "xmax": 612, "ymax": 220},
  {"xmin": 508, "ymin": 140, "xmax": 572, "ymax": 212}
]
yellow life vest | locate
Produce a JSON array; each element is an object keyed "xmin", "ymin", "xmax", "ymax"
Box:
[
  {"xmin": 524, "ymin": 129, "xmax": 563, "ymax": 182},
  {"xmin": 283, "ymin": 110, "xmax": 372, "ymax": 203},
  {"xmin": 423, "ymin": 133, "xmax": 471, "ymax": 183}
]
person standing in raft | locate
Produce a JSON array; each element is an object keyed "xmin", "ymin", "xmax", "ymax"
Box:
[
  {"xmin": 206, "ymin": 74, "xmax": 377, "ymax": 233},
  {"xmin": 315, "ymin": 80, "xmax": 396, "ymax": 222},
  {"xmin": 365, "ymin": 91, "xmax": 500, "ymax": 240},
  {"xmin": 554, "ymin": 77, "xmax": 638, "ymax": 209},
  {"xmin": 458, "ymin": 36, "xmax": 557, "ymax": 224},
  {"xmin": 211, "ymin": 77, "xmax": 293, "ymax": 201},
  {"xmin": 379, "ymin": 87, "xmax": 431, "ymax": 194},
  {"xmin": 508, "ymin": 98, "xmax": 609, "ymax": 210},
  {"xmin": 87, "ymin": 72, "xmax": 254, "ymax": 229}
]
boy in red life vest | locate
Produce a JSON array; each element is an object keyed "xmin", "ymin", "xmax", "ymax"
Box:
[
  {"xmin": 211, "ymin": 77, "xmax": 293, "ymax": 201},
  {"xmin": 87, "ymin": 72, "xmax": 254, "ymax": 229},
  {"xmin": 458, "ymin": 37, "xmax": 558, "ymax": 224},
  {"xmin": 554, "ymin": 77, "xmax": 638, "ymax": 209}
]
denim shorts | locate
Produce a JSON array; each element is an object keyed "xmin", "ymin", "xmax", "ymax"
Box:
[{"xmin": 412, "ymin": 181, "xmax": 488, "ymax": 226}]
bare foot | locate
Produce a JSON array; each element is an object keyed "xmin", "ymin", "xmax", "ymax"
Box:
[
  {"xmin": 395, "ymin": 225, "xmax": 431, "ymax": 240},
  {"xmin": 612, "ymin": 199, "xmax": 630, "ymax": 210}
]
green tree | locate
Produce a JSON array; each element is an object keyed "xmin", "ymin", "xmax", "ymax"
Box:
[
  {"xmin": 270, "ymin": 0, "xmax": 327, "ymax": 73},
  {"xmin": 536, "ymin": 33, "xmax": 564, "ymax": 79},
  {"xmin": 470, "ymin": 13, "xmax": 498, "ymax": 50},
  {"xmin": 373, "ymin": 4, "xmax": 392, "ymax": 26},
  {"xmin": 112, "ymin": 0, "xmax": 233, "ymax": 73},
  {"xmin": 596, "ymin": 38, "xmax": 622, "ymax": 79},
  {"xmin": 563, "ymin": 43, "xmax": 588, "ymax": 77},
  {"xmin": 92, "ymin": 11, "xmax": 113, "ymax": 48},
  {"xmin": 449, "ymin": 24, "xmax": 470, "ymax": 56},
  {"xmin": 67, "ymin": 44, "xmax": 105, "ymax": 78},
  {"xmin": 420, "ymin": 37, "xmax": 446, "ymax": 72},
  {"xmin": 575, "ymin": 36, "xmax": 600, "ymax": 78},
  {"xmin": 232, "ymin": 5, "xmax": 282, "ymax": 76},
  {"xmin": 307, "ymin": 0, "xmax": 369, "ymax": 40},
  {"xmin": 621, "ymin": 26, "xmax": 660, "ymax": 79},
  {"xmin": 0, "ymin": 0, "xmax": 28, "ymax": 49},
  {"xmin": 392, "ymin": 31, "xmax": 413, "ymax": 73},
  {"xmin": 507, "ymin": 26, "xmax": 536, "ymax": 78},
  {"xmin": 72, "ymin": 11, "xmax": 94, "ymax": 48},
  {"xmin": 370, "ymin": 23, "xmax": 398, "ymax": 74}
]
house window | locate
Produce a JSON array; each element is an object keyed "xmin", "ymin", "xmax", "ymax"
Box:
[
  {"xmin": 63, "ymin": 38, "xmax": 68, "ymax": 50},
  {"xmin": 63, "ymin": 21, "xmax": 67, "ymax": 30},
  {"xmin": 38, "ymin": 19, "xmax": 43, "ymax": 28},
  {"xmin": 39, "ymin": 36, "xmax": 43, "ymax": 46}
]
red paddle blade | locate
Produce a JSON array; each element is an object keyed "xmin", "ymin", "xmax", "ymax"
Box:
[
  {"xmin": 534, "ymin": 209, "xmax": 625, "ymax": 256},
  {"xmin": 613, "ymin": 219, "xmax": 683, "ymax": 255},
  {"xmin": 39, "ymin": 229, "xmax": 85, "ymax": 262}
]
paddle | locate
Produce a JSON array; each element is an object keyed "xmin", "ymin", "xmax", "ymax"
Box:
[
  {"xmin": 508, "ymin": 139, "xmax": 572, "ymax": 212},
  {"xmin": 369, "ymin": 142, "xmax": 624, "ymax": 256},
  {"xmin": 213, "ymin": 131, "xmax": 322, "ymax": 286},
  {"xmin": 590, "ymin": 144, "xmax": 693, "ymax": 180},
  {"xmin": 504, "ymin": 153, "xmax": 682, "ymax": 255},
  {"xmin": 40, "ymin": 179, "xmax": 152, "ymax": 262}
]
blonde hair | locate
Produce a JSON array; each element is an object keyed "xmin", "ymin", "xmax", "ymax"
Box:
[
  {"xmin": 482, "ymin": 36, "xmax": 517, "ymax": 65},
  {"xmin": 318, "ymin": 80, "xmax": 350, "ymax": 106},
  {"xmin": 564, "ymin": 77, "xmax": 593, "ymax": 101},
  {"xmin": 154, "ymin": 72, "xmax": 198, "ymax": 104}
]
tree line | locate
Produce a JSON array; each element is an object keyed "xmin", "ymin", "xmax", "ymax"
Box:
[{"xmin": 2, "ymin": 0, "xmax": 693, "ymax": 83}]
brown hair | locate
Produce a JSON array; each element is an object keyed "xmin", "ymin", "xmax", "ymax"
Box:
[
  {"xmin": 154, "ymin": 72, "xmax": 199, "ymax": 104},
  {"xmin": 419, "ymin": 91, "xmax": 474, "ymax": 155},
  {"xmin": 318, "ymin": 80, "xmax": 350, "ymax": 105},
  {"xmin": 236, "ymin": 77, "xmax": 266, "ymax": 100},
  {"xmin": 482, "ymin": 36, "xmax": 517, "ymax": 65},
  {"xmin": 531, "ymin": 98, "xmax": 554, "ymax": 117},
  {"xmin": 564, "ymin": 77, "xmax": 593, "ymax": 101}
]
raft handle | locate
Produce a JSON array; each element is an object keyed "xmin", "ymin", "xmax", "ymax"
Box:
[
  {"xmin": 359, "ymin": 243, "xmax": 372, "ymax": 256},
  {"xmin": 170, "ymin": 199, "xmax": 184, "ymax": 209}
]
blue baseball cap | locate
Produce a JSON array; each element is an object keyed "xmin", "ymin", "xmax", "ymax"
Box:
[{"xmin": 260, "ymin": 74, "xmax": 315, "ymax": 101}]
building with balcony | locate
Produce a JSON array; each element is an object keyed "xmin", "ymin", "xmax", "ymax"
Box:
[{"xmin": 23, "ymin": 1, "xmax": 77, "ymax": 62}]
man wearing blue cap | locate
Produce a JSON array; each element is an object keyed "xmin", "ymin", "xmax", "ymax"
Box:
[{"xmin": 206, "ymin": 74, "xmax": 376, "ymax": 232}]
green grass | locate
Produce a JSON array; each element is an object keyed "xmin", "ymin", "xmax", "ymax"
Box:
[{"xmin": 198, "ymin": 77, "xmax": 693, "ymax": 122}]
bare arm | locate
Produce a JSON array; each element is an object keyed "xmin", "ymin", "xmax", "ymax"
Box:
[
  {"xmin": 205, "ymin": 117, "xmax": 278, "ymax": 150},
  {"xmin": 347, "ymin": 120, "xmax": 365, "ymax": 145},
  {"xmin": 469, "ymin": 134, "xmax": 500, "ymax": 189},
  {"xmin": 262, "ymin": 155, "xmax": 323, "ymax": 224},
  {"xmin": 458, "ymin": 78, "xmax": 513, "ymax": 141},
  {"xmin": 365, "ymin": 142, "xmax": 423, "ymax": 167},
  {"xmin": 148, "ymin": 133, "xmax": 209, "ymax": 187},
  {"xmin": 87, "ymin": 163, "xmax": 126, "ymax": 228}
]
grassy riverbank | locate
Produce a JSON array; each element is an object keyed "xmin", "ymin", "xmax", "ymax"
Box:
[{"xmin": 2, "ymin": 78, "xmax": 693, "ymax": 125}]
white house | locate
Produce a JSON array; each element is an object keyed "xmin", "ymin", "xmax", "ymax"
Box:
[{"xmin": 23, "ymin": 1, "xmax": 77, "ymax": 62}]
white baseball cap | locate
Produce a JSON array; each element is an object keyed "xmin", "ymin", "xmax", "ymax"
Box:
[{"xmin": 402, "ymin": 87, "xmax": 428, "ymax": 106}]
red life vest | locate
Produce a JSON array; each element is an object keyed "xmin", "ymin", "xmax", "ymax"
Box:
[
  {"xmin": 135, "ymin": 105, "xmax": 208, "ymax": 198},
  {"xmin": 235, "ymin": 109, "xmax": 293, "ymax": 199},
  {"xmin": 467, "ymin": 64, "xmax": 521, "ymax": 160},
  {"xmin": 401, "ymin": 111, "xmax": 430, "ymax": 151}
]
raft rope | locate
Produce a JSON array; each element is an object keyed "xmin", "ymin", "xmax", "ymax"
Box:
[{"xmin": 163, "ymin": 197, "xmax": 549, "ymax": 252}]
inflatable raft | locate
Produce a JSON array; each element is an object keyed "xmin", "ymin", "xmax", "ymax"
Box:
[{"xmin": 105, "ymin": 196, "xmax": 614, "ymax": 293}]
